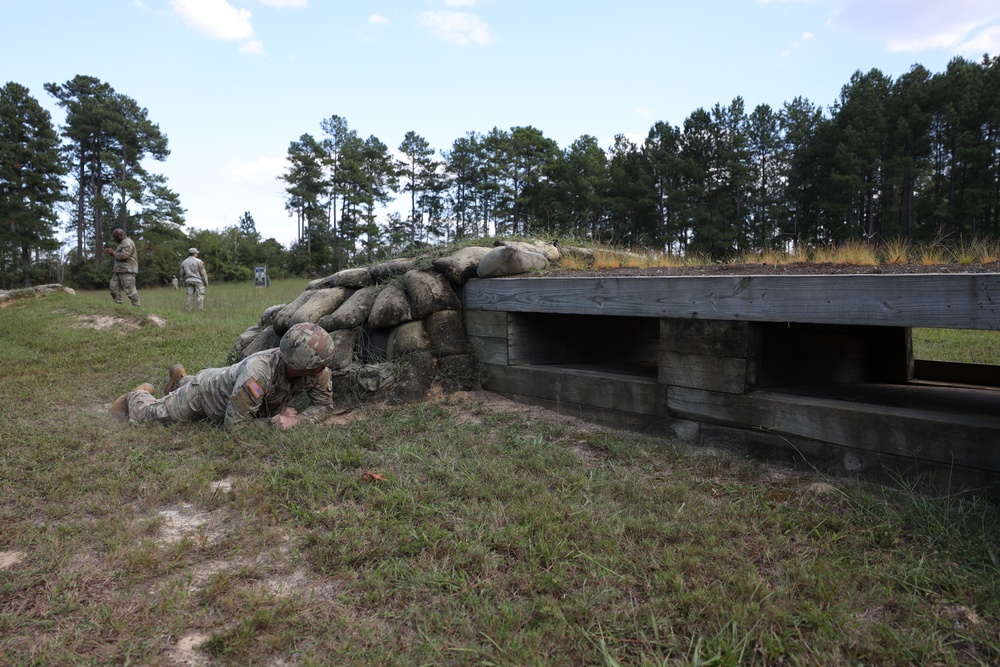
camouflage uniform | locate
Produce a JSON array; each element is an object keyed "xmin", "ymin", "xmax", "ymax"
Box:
[
  {"xmin": 180, "ymin": 249, "xmax": 208, "ymax": 310},
  {"xmin": 109, "ymin": 235, "xmax": 140, "ymax": 306},
  {"xmin": 125, "ymin": 349, "xmax": 333, "ymax": 431},
  {"xmin": 121, "ymin": 323, "xmax": 337, "ymax": 431}
]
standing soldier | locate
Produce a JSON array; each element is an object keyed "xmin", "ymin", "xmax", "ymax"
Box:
[
  {"xmin": 105, "ymin": 228, "xmax": 140, "ymax": 307},
  {"xmin": 179, "ymin": 247, "xmax": 209, "ymax": 311}
]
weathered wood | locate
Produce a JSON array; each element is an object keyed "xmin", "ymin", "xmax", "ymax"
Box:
[
  {"xmin": 464, "ymin": 274, "xmax": 1000, "ymax": 330},
  {"xmin": 463, "ymin": 273, "xmax": 1000, "ymax": 491},
  {"xmin": 661, "ymin": 319, "xmax": 752, "ymax": 357},
  {"xmin": 659, "ymin": 351, "xmax": 749, "ymax": 394},
  {"xmin": 465, "ymin": 310, "xmax": 508, "ymax": 365},
  {"xmin": 667, "ymin": 385, "xmax": 1000, "ymax": 471},
  {"xmin": 464, "ymin": 309, "xmax": 507, "ymax": 338},
  {"xmin": 483, "ymin": 364, "xmax": 666, "ymax": 417},
  {"xmin": 467, "ymin": 336, "xmax": 507, "ymax": 366}
]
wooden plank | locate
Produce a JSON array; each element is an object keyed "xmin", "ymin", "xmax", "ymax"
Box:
[
  {"xmin": 482, "ymin": 364, "xmax": 666, "ymax": 417},
  {"xmin": 463, "ymin": 274, "xmax": 1000, "ymax": 330},
  {"xmin": 464, "ymin": 309, "xmax": 507, "ymax": 338},
  {"xmin": 467, "ymin": 336, "xmax": 507, "ymax": 366},
  {"xmin": 660, "ymin": 318, "xmax": 752, "ymax": 357},
  {"xmin": 659, "ymin": 351, "xmax": 749, "ymax": 393},
  {"xmin": 667, "ymin": 386, "xmax": 1000, "ymax": 471}
]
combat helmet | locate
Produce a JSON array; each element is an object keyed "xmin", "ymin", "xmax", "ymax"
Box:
[{"xmin": 279, "ymin": 322, "xmax": 334, "ymax": 370}]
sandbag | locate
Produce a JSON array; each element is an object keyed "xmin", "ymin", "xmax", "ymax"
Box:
[
  {"xmin": 431, "ymin": 246, "xmax": 491, "ymax": 285},
  {"xmin": 368, "ymin": 283, "xmax": 413, "ymax": 328},
  {"xmin": 477, "ymin": 245, "xmax": 549, "ymax": 278},
  {"xmin": 403, "ymin": 270, "xmax": 461, "ymax": 319},
  {"xmin": 317, "ymin": 285, "xmax": 379, "ymax": 331}
]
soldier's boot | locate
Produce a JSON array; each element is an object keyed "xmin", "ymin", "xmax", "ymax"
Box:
[
  {"xmin": 110, "ymin": 383, "xmax": 155, "ymax": 417},
  {"xmin": 164, "ymin": 364, "xmax": 187, "ymax": 395}
]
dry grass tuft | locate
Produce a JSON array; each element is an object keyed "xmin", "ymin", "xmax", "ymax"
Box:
[{"xmin": 879, "ymin": 238, "xmax": 911, "ymax": 264}]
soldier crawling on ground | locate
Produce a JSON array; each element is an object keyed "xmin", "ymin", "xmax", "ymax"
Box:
[{"xmin": 111, "ymin": 323, "xmax": 337, "ymax": 431}]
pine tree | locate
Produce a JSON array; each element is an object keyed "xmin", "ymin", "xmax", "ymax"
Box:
[{"xmin": 0, "ymin": 83, "xmax": 67, "ymax": 286}]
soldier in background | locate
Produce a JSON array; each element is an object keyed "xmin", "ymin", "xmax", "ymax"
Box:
[
  {"xmin": 105, "ymin": 228, "xmax": 140, "ymax": 306},
  {"xmin": 110, "ymin": 323, "xmax": 336, "ymax": 431},
  {"xmin": 171, "ymin": 276, "xmax": 178, "ymax": 290},
  {"xmin": 179, "ymin": 247, "xmax": 208, "ymax": 310}
]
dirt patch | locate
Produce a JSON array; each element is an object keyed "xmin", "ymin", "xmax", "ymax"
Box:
[
  {"xmin": 75, "ymin": 313, "xmax": 166, "ymax": 330},
  {"xmin": 325, "ymin": 407, "xmax": 359, "ymax": 426},
  {"xmin": 259, "ymin": 566, "xmax": 344, "ymax": 599},
  {"xmin": 0, "ymin": 551, "xmax": 26, "ymax": 569},
  {"xmin": 939, "ymin": 602, "xmax": 982, "ymax": 628},
  {"xmin": 208, "ymin": 478, "xmax": 235, "ymax": 494},
  {"xmin": 442, "ymin": 389, "xmax": 600, "ymax": 428},
  {"xmin": 155, "ymin": 503, "xmax": 233, "ymax": 546},
  {"xmin": 166, "ymin": 632, "xmax": 211, "ymax": 667},
  {"xmin": 76, "ymin": 314, "xmax": 140, "ymax": 330}
]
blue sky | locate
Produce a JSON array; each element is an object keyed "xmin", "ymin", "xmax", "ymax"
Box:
[{"xmin": 3, "ymin": 0, "xmax": 1000, "ymax": 247}]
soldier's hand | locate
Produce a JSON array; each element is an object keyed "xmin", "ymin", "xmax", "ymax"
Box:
[
  {"xmin": 104, "ymin": 247, "xmax": 114, "ymax": 255},
  {"xmin": 271, "ymin": 413, "xmax": 299, "ymax": 429}
]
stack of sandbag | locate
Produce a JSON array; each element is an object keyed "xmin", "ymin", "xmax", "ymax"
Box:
[{"xmin": 229, "ymin": 239, "xmax": 565, "ymax": 402}]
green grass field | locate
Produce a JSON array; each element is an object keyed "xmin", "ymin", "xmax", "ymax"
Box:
[{"xmin": 1, "ymin": 282, "xmax": 998, "ymax": 666}]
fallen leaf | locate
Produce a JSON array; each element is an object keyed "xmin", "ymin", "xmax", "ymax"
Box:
[{"xmin": 362, "ymin": 470, "xmax": 385, "ymax": 483}]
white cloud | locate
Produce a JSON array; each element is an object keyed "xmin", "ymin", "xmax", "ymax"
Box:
[
  {"xmin": 834, "ymin": 0, "xmax": 1000, "ymax": 54},
  {"xmin": 444, "ymin": 0, "xmax": 477, "ymax": 5},
  {"xmin": 227, "ymin": 156, "xmax": 287, "ymax": 190},
  {"xmin": 634, "ymin": 106, "xmax": 652, "ymax": 118},
  {"xmin": 369, "ymin": 14, "xmax": 391, "ymax": 25},
  {"xmin": 239, "ymin": 39, "xmax": 264, "ymax": 54},
  {"xmin": 955, "ymin": 25, "xmax": 1000, "ymax": 58},
  {"xmin": 258, "ymin": 0, "xmax": 307, "ymax": 7},
  {"xmin": 419, "ymin": 11, "xmax": 494, "ymax": 46},
  {"xmin": 170, "ymin": 0, "xmax": 255, "ymax": 41}
]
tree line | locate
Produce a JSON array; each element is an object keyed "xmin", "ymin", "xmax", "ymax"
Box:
[
  {"xmin": 283, "ymin": 54, "xmax": 1000, "ymax": 272},
  {"xmin": 2, "ymin": 55, "xmax": 999, "ymax": 287},
  {"xmin": 0, "ymin": 75, "xmax": 285, "ymax": 288}
]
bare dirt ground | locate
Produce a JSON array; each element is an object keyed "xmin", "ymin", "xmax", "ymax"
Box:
[{"xmin": 75, "ymin": 313, "xmax": 167, "ymax": 329}]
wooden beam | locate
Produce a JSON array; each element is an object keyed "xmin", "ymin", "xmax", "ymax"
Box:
[
  {"xmin": 464, "ymin": 274, "xmax": 1000, "ymax": 330},
  {"xmin": 667, "ymin": 385, "xmax": 1000, "ymax": 471},
  {"xmin": 659, "ymin": 351, "xmax": 750, "ymax": 394},
  {"xmin": 482, "ymin": 364, "xmax": 666, "ymax": 417}
]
